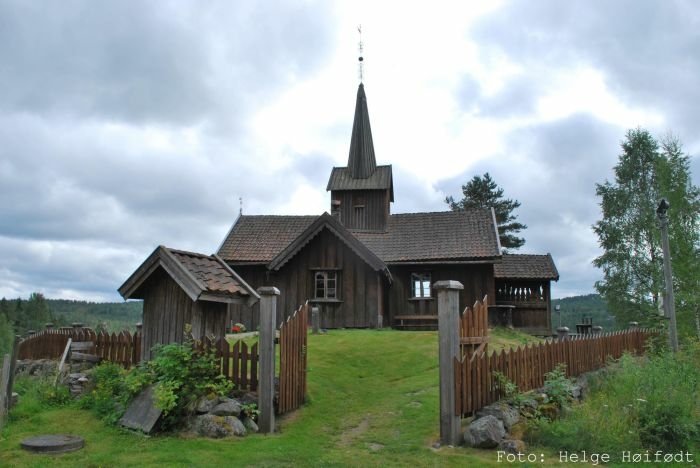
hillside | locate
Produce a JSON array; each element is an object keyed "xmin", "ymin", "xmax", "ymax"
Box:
[
  {"xmin": 47, "ymin": 299, "xmax": 143, "ymax": 333},
  {"xmin": 551, "ymin": 294, "xmax": 617, "ymax": 332}
]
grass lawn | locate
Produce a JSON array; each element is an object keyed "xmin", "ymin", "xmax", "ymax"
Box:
[{"xmin": 1, "ymin": 328, "xmax": 557, "ymax": 467}]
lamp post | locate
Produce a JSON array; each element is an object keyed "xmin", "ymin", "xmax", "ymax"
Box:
[{"xmin": 656, "ymin": 198, "xmax": 679, "ymax": 352}]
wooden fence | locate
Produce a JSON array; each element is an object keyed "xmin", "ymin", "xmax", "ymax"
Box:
[
  {"xmin": 16, "ymin": 304, "xmax": 309, "ymax": 415},
  {"xmin": 277, "ymin": 302, "xmax": 308, "ymax": 415},
  {"xmin": 192, "ymin": 337, "xmax": 260, "ymax": 393},
  {"xmin": 454, "ymin": 304, "xmax": 654, "ymax": 415},
  {"xmin": 18, "ymin": 329, "xmax": 141, "ymax": 368}
]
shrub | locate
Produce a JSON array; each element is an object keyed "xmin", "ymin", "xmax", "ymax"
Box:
[
  {"xmin": 529, "ymin": 345, "xmax": 700, "ymax": 457},
  {"xmin": 130, "ymin": 338, "xmax": 233, "ymax": 429},
  {"xmin": 543, "ymin": 363, "xmax": 573, "ymax": 409}
]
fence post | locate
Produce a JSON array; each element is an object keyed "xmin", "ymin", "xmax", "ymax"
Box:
[
  {"xmin": 257, "ymin": 286, "xmax": 280, "ymax": 434},
  {"xmin": 557, "ymin": 326, "xmax": 570, "ymax": 340},
  {"xmin": 311, "ymin": 306, "xmax": 320, "ymax": 335},
  {"xmin": 435, "ymin": 280, "xmax": 463, "ymax": 446}
]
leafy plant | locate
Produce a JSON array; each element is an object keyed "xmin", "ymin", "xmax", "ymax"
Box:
[
  {"xmin": 131, "ymin": 336, "xmax": 234, "ymax": 429},
  {"xmin": 543, "ymin": 363, "xmax": 573, "ymax": 409},
  {"xmin": 492, "ymin": 371, "xmax": 526, "ymax": 407}
]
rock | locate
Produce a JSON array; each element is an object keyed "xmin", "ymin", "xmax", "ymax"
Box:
[
  {"xmin": 538, "ymin": 403, "xmax": 560, "ymax": 421},
  {"xmin": 242, "ymin": 417, "xmax": 259, "ymax": 433},
  {"xmin": 497, "ymin": 438, "xmax": 526, "ymax": 454},
  {"xmin": 475, "ymin": 402, "xmax": 520, "ymax": 429},
  {"xmin": 211, "ymin": 399, "xmax": 242, "ymax": 417},
  {"xmin": 574, "ymin": 375, "xmax": 588, "ymax": 400},
  {"xmin": 195, "ymin": 394, "xmax": 219, "ymax": 414},
  {"xmin": 194, "ymin": 414, "xmax": 246, "ymax": 438},
  {"xmin": 463, "ymin": 415, "xmax": 505, "ymax": 448}
]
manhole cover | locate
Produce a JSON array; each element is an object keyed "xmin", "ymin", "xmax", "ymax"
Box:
[{"xmin": 20, "ymin": 434, "xmax": 85, "ymax": 454}]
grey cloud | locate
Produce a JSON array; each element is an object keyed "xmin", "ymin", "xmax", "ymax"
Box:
[
  {"xmin": 0, "ymin": 1, "xmax": 334, "ymax": 128},
  {"xmin": 472, "ymin": 0, "xmax": 700, "ymax": 140}
]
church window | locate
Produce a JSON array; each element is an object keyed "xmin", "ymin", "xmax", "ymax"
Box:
[
  {"xmin": 411, "ymin": 273, "xmax": 431, "ymax": 298},
  {"xmin": 315, "ymin": 271, "xmax": 338, "ymax": 299}
]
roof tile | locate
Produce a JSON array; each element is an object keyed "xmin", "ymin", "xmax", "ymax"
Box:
[{"xmin": 494, "ymin": 254, "xmax": 559, "ymax": 280}]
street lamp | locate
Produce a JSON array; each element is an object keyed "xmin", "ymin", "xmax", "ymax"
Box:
[
  {"xmin": 656, "ymin": 198, "xmax": 679, "ymax": 352},
  {"xmin": 555, "ymin": 304, "xmax": 561, "ymax": 328}
]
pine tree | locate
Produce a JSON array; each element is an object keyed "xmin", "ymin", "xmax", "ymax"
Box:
[{"xmin": 446, "ymin": 172, "xmax": 527, "ymax": 251}]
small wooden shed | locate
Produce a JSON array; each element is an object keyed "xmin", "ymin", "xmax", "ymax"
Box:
[{"xmin": 119, "ymin": 246, "xmax": 259, "ymax": 360}]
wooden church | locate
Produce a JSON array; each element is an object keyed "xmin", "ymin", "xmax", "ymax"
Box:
[{"xmin": 217, "ymin": 83, "xmax": 559, "ymax": 333}]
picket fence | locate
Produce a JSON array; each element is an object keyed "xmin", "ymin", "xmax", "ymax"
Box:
[
  {"xmin": 17, "ymin": 303, "xmax": 309, "ymax": 414},
  {"xmin": 455, "ymin": 298, "xmax": 654, "ymax": 416},
  {"xmin": 18, "ymin": 328, "xmax": 141, "ymax": 368}
]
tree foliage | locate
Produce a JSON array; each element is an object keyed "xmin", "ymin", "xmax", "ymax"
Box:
[
  {"xmin": 593, "ymin": 129, "xmax": 700, "ymax": 338},
  {"xmin": 446, "ymin": 172, "xmax": 527, "ymax": 251}
]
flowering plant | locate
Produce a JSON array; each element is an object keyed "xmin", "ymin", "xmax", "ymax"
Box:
[{"xmin": 231, "ymin": 323, "xmax": 246, "ymax": 334}]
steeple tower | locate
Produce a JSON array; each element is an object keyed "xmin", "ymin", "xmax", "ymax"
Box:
[
  {"xmin": 325, "ymin": 29, "xmax": 393, "ymax": 232},
  {"xmin": 347, "ymin": 83, "xmax": 377, "ymax": 179}
]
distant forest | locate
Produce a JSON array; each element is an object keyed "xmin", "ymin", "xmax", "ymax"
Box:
[
  {"xmin": 0, "ymin": 293, "xmax": 143, "ymax": 355},
  {"xmin": 1, "ymin": 292, "xmax": 613, "ymax": 356},
  {"xmin": 551, "ymin": 294, "xmax": 616, "ymax": 332}
]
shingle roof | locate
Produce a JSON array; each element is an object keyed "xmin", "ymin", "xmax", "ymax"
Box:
[
  {"xmin": 493, "ymin": 253, "xmax": 559, "ymax": 280},
  {"xmin": 268, "ymin": 213, "xmax": 391, "ymax": 281},
  {"xmin": 119, "ymin": 246, "xmax": 259, "ymax": 303},
  {"xmin": 218, "ymin": 209, "xmax": 501, "ymax": 265},
  {"xmin": 326, "ymin": 165, "xmax": 394, "ymax": 199},
  {"xmin": 217, "ymin": 215, "xmax": 317, "ymax": 263},
  {"xmin": 354, "ymin": 209, "xmax": 501, "ymax": 262},
  {"xmin": 347, "ymin": 83, "xmax": 376, "ymax": 178}
]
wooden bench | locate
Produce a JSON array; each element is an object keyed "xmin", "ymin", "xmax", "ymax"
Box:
[{"xmin": 393, "ymin": 315, "xmax": 438, "ymax": 329}]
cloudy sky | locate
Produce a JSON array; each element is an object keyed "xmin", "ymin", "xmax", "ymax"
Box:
[{"xmin": 2, "ymin": 0, "xmax": 699, "ymax": 302}]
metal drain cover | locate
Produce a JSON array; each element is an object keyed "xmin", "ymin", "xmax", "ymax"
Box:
[{"xmin": 20, "ymin": 434, "xmax": 85, "ymax": 454}]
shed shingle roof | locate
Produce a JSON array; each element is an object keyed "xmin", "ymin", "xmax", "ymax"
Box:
[
  {"xmin": 217, "ymin": 209, "xmax": 500, "ymax": 265},
  {"xmin": 493, "ymin": 253, "xmax": 559, "ymax": 280},
  {"xmin": 119, "ymin": 246, "xmax": 259, "ymax": 303}
]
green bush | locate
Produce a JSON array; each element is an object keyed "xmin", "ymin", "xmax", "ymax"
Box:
[
  {"xmin": 130, "ymin": 338, "xmax": 233, "ymax": 429},
  {"xmin": 529, "ymin": 345, "xmax": 700, "ymax": 457},
  {"xmin": 78, "ymin": 362, "xmax": 139, "ymax": 424},
  {"xmin": 543, "ymin": 363, "xmax": 573, "ymax": 409}
]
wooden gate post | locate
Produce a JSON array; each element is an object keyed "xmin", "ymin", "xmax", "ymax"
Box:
[
  {"xmin": 435, "ymin": 280, "xmax": 463, "ymax": 446},
  {"xmin": 311, "ymin": 306, "xmax": 320, "ymax": 335},
  {"xmin": 257, "ymin": 286, "xmax": 280, "ymax": 434}
]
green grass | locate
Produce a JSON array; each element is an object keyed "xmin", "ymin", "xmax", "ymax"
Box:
[{"xmin": 0, "ymin": 329, "xmax": 562, "ymax": 467}]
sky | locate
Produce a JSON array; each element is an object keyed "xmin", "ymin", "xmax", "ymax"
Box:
[{"xmin": 1, "ymin": 0, "xmax": 699, "ymax": 302}]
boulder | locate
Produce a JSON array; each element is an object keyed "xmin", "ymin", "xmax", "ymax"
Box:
[
  {"xmin": 193, "ymin": 414, "xmax": 246, "ymax": 438},
  {"xmin": 211, "ymin": 398, "xmax": 242, "ymax": 417},
  {"xmin": 475, "ymin": 402, "xmax": 520, "ymax": 429},
  {"xmin": 497, "ymin": 438, "xmax": 526, "ymax": 455},
  {"xmin": 242, "ymin": 417, "xmax": 259, "ymax": 433},
  {"xmin": 463, "ymin": 415, "xmax": 505, "ymax": 448},
  {"xmin": 195, "ymin": 394, "xmax": 219, "ymax": 414}
]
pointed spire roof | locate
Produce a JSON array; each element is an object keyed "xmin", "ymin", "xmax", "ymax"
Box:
[{"xmin": 347, "ymin": 83, "xmax": 376, "ymax": 179}]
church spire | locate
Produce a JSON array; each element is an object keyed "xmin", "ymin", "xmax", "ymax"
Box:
[{"xmin": 347, "ymin": 85, "xmax": 376, "ymax": 179}]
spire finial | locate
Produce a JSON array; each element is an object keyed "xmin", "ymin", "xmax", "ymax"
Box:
[
  {"xmin": 239, "ymin": 197, "xmax": 243, "ymax": 216},
  {"xmin": 357, "ymin": 25, "xmax": 364, "ymax": 82}
]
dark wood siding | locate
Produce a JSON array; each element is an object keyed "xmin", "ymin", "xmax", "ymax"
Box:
[
  {"xmin": 330, "ymin": 189, "xmax": 389, "ymax": 231},
  {"xmin": 140, "ymin": 267, "xmax": 227, "ymax": 360},
  {"xmin": 386, "ymin": 264, "xmax": 495, "ymax": 323},
  {"xmin": 229, "ymin": 228, "xmax": 382, "ymax": 329}
]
